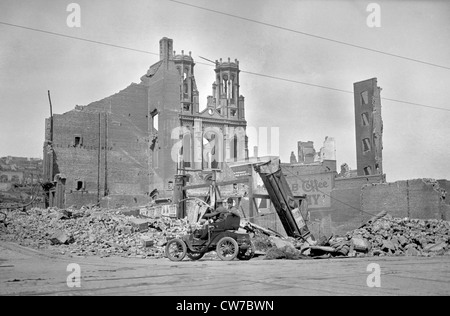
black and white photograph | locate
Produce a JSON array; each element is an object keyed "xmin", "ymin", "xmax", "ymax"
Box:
[{"xmin": 0, "ymin": 0, "xmax": 449, "ymax": 300}]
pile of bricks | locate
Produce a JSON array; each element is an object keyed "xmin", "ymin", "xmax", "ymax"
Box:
[
  {"xmin": 1, "ymin": 207, "xmax": 449, "ymax": 260},
  {"xmin": 241, "ymin": 213, "xmax": 450, "ymax": 259},
  {"xmin": 325, "ymin": 213, "xmax": 450, "ymax": 257},
  {"xmin": 0, "ymin": 207, "xmax": 191, "ymax": 258}
]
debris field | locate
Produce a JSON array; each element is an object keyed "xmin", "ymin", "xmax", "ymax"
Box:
[{"xmin": 1, "ymin": 206, "xmax": 449, "ymax": 260}]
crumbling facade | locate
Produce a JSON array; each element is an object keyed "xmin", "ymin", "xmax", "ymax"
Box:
[
  {"xmin": 297, "ymin": 137, "xmax": 335, "ymax": 164},
  {"xmin": 297, "ymin": 141, "xmax": 315, "ymax": 164},
  {"xmin": 353, "ymin": 78, "xmax": 383, "ymax": 176},
  {"xmin": 43, "ymin": 37, "xmax": 248, "ymax": 208}
]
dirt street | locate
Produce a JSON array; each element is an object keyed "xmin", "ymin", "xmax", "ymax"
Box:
[{"xmin": 0, "ymin": 241, "xmax": 449, "ymax": 296}]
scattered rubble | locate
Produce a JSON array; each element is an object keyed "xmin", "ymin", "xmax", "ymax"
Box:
[
  {"xmin": 340, "ymin": 213, "xmax": 450, "ymax": 257},
  {"xmin": 242, "ymin": 211, "xmax": 450, "ymax": 259},
  {"xmin": 0, "ymin": 206, "xmax": 191, "ymax": 259},
  {"xmin": 0, "ymin": 207, "xmax": 449, "ymax": 260}
]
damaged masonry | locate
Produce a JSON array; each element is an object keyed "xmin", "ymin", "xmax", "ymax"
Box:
[
  {"xmin": 2, "ymin": 37, "xmax": 449, "ymax": 261},
  {"xmin": 1, "ymin": 157, "xmax": 449, "ymax": 260},
  {"xmin": 1, "ymin": 205, "xmax": 449, "ymax": 260}
]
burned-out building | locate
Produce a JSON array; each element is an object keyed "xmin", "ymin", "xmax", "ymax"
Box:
[{"xmin": 43, "ymin": 37, "xmax": 248, "ymax": 208}]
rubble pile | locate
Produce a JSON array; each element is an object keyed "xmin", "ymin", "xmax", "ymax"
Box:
[
  {"xmin": 296, "ymin": 213, "xmax": 450, "ymax": 258},
  {"xmin": 339, "ymin": 213, "xmax": 450, "ymax": 257},
  {"xmin": 246, "ymin": 213, "xmax": 450, "ymax": 259},
  {"xmin": 0, "ymin": 207, "xmax": 191, "ymax": 258},
  {"xmin": 1, "ymin": 207, "xmax": 449, "ymax": 260}
]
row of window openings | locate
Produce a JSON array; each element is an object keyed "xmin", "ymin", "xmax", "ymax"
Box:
[
  {"xmin": 72, "ymin": 137, "xmax": 114, "ymax": 150},
  {"xmin": 154, "ymin": 135, "xmax": 240, "ymax": 168}
]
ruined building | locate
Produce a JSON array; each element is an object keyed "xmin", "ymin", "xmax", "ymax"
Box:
[
  {"xmin": 297, "ymin": 141, "xmax": 316, "ymax": 164},
  {"xmin": 43, "ymin": 37, "xmax": 248, "ymax": 208},
  {"xmin": 353, "ymin": 78, "xmax": 383, "ymax": 176}
]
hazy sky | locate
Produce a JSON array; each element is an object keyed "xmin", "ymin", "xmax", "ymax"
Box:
[{"xmin": 1, "ymin": 0, "xmax": 449, "ymax": 182}]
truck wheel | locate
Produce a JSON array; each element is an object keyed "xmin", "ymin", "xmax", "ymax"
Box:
[
  {"xmin": 165, "ymin": 238, "xmax": 187, "ymax": 261},
  {"xmin": 216, "ymin": 237, "xmax": 239, "ymax": 261},
  {"xmin": 237, "ymin": 241, "xmax": 256, "ymax": 260}
]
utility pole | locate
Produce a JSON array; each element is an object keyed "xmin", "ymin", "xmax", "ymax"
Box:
[
  {"xmin": 47, "ymin": 90, "xmax": 53, "ymax": 143},
  {"xmin": 97, "ymin": 112, "xmax": 101, "ymax": 205}
]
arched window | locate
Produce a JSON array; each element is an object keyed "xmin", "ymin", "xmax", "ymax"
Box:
[{"xmin": 203, "ymin": 128, "xmax": 223, "ymax": 169}]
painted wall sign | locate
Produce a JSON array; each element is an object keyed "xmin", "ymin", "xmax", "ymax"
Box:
[{"xmin": 286, "ymin": 173, "xmax": 334, "ymax": 209}]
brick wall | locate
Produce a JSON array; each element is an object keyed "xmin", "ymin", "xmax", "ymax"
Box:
[
  {"xmin": 361, "ymin": 181, "xmax": 408, "ymax": 219},
  {"xmin": 361, "ymin": 179, "xmax": 447, "ymax": 220},
  {"xmin": 87, "ymin": 83, "xmax": 150, "ymax": 196},
  {"xmin": 50, "ymin": 83, "xmax": 150, "ymax": 207},
  {"xmin": 334, "ymin": 174, "xmax": 384, "ymax": 190},
  {"xmin": 51, "ymin": 111, "xmax": 105, "ymax": 194},
  {"xmin": 328, "ymin": 187, "xmax": 363, "ymax": 234},
  {"xmin": 147, "ymin": 62, "xmax": 181, "ymax": 196},
  {"xmin": 65, "ymin": 191, "xmax": 98, "ymax": 208}
]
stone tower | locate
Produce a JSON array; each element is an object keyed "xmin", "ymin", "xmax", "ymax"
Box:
[{"xmin": 353, "ymin": 78, "xmax": 383, "ymax": 176}]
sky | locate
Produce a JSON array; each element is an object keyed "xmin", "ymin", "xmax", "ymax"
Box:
[{"xmin": 0, "ymin": 0, "xmax": 449, "ymax": 182}]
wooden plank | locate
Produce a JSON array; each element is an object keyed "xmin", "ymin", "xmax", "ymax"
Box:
[{"xmin": 183, "ymin": 177, "xmax": 249, "ymax": 191}]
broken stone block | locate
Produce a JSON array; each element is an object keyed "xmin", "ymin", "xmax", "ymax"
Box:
[
  {"xmin": 118, "ymin": 209, "xmax": 140, "ymax": 217},
  {"xmin": 50, "ymin": 230, "xmax": 73, "ymax": 245},
  {"xmin": 372, "ymin": 249, "xmax": 383, "ymax": 256},
  {"xmin": 381, "ymin": 240, "xmax": 396, "ymax": 252},
  {"xmin": 398, "ymin": 235, "xmax": 408, "ymax": 247},
  {"xmin": 141, "ymin": 236, "xmax": 154, "ymax": 248},
  {"xmin": 390, "ymin": 236, "xmax": 400, "ymax": 250},
  {"xmin": 351, "ymin": 236, "xmax": 371, "ymax": 252},
  {"xmin": 424, "ymin": 241, "xmax": 447, "ymax": 253},
  {"xmin": 270, "ymin": 236, "xmax": 295, "ymax": 249},
  {"xmin": 405, "ymin": 247, "xmax": 420, "ymax": 256},
  {"xmin": 128, "ymin": 218, "xmax": 149, "ymax": 232}
]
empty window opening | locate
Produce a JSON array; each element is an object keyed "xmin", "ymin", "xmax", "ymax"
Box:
[
  {"xmin": 230, "ymin": 109, "xmax": 237, "ymax": 117},
  {"xmin": 362, "ymin": 138, "xmax": 371, "ymax": 152},
  {"xmin": 228, "ymin": 79, "xmax": 233, "ymax": 99},
  {"xmin": 375, "ymin": 163, "xmax": 380, "ymax": 174},
  {"xmin": 182, "ymin": 133, "xmax": 191, "ymax": 168},
  {"xmin": 361, "ymin": 91, "xmax": 369, "ymax": 105},
  {"xmin": 74, "ymin": 136, "xmax": 82, "ymax": 147},
  {"xmin": 363, "ymin": 166, "xmax": 372, "ymax": 175},
  {"xmin": 152, "ymin": 113, "xmax": 159, "ymax": 131},
  {"xmin": 361, "ymin": 112, "xmax": 370, "ymax": 126},
  {"xmin": 76, "ymin": 181, "xmax": 84, "ymax": 191},
  {"xmin": 183, "ymin": 104, "xmax": 190, "ymax": 111},
  {"xmin": 183, "ymin": 83, "xmax": 189, "ymax": 99},
  {"xmin": 233, "ymin": 135, "xmax": 238, "ymax": 160}
]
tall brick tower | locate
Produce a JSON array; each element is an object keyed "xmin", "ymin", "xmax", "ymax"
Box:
[{"xmin": 353, "ymin": 78, "xmax": 383, "ymax": 176}]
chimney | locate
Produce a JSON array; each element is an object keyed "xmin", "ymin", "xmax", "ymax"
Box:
[{"xmin": 159, "ymin": 37, "xmax": 173, "ymax": 61}]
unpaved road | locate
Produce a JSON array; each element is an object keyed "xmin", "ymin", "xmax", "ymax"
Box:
[{"xmin": 0, "ymin": 241, "xmax": 449, "ymax": 296}]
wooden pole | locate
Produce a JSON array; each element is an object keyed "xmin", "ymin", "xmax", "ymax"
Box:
[
  {"xmin": 47, "ymin": 90, "xmax": 53, "ymax": 143},
  {"xmin": 104, "ymin": 112, "xmax": 108, "ymax": 196},
  {"xmin": 97, "ymin": 113, "xmax": 101, "ymax": 204}
]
